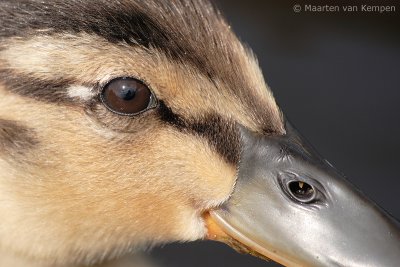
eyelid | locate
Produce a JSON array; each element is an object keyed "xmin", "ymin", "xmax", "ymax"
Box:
[
  {"xmin": 147, "ymin": 94, "xmax": 158, "ymax": 108},
  {"xmin": 99, "ymin": 75, "xmax": 152, "ymax": 91}
]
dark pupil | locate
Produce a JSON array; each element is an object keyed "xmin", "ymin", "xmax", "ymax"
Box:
[
  {"xmin": 119, "ymin": 86, "xmax": 136, "ymax": 101},
  {"xmin": 288, "ymin": 181, "xmax": 314, "ymax": 201}
]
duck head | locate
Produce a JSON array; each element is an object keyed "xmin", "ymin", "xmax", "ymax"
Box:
[{"xmin": 0, "ymin": 0, "xmax": 398, "ymax": 266}]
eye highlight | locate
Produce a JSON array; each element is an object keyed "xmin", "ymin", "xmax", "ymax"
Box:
[{"xmin": 100, "ymin": 77, "xmax": 156, "ymax": 115}]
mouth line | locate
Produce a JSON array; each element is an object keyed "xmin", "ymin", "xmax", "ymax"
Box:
[{"xmin": 203, "ymin": 211, "xmax": 301, "ymax": 267}]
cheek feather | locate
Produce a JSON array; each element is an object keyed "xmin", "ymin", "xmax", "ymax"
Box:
[
  {"xmin": 0, "ymin": 119, "xmax": 38, "ymax": 157},
  {"xmin": 0, "ymin": 92, "xmax": 238, "ymax": 264}
]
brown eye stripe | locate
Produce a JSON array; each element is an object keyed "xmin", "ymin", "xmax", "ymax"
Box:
[
  {"xmin": 100, "ymin": 77, "xmax": 154, "ymax": 115},
  {"xmin": 0, "ymin": 69, "xmax": 75, "ymax": 104},
  {"xmin": 157, "ymin": 101, "xmax": 241, "ymax": 166}
]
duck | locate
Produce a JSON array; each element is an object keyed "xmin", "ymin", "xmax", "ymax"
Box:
[{"xmin": 0, "ymin": 1, "xmax": 399, "ymax": 267}]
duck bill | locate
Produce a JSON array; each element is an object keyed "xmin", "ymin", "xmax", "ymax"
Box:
[{"xmin": 205, "ymin": 123, "xmax": 400, "ymax": 267}]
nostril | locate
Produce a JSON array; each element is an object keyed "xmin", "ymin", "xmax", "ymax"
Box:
[{"xmin": 287, "ymin": 181, "xmax": 316, "ymax": 203}]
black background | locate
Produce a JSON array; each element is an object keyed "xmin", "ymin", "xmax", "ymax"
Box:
[{"xmin": 151, "ymin": 1, "xmax": 400, "ymax": 266}]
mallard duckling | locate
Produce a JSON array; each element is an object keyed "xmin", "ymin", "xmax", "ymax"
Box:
[{"xmin": 0, "ymin": 1, "xmax": 399, "ymax": 267}]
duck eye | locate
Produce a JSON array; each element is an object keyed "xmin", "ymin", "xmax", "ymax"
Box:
[
  {"xmin": 100, "ymin": 77, "xmax": 155, "ymax": 115},
  {"xmin": 287, "ymin": 181, "xmax": 316, "ymax": 203}
]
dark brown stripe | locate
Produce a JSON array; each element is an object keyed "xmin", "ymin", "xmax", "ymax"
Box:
[
  {"xmin": 0, "ymin": 119, "xmax": 38, "ymax": 156},
  {"xmin": 158, "ymin": 101, "xmax": 240, "ymax": 165},
  {"xmin": 0, "ymin": 69, "xmax": 76, "ymax": 104}
]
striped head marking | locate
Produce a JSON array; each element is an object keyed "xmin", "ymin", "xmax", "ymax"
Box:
[{"xmin": 0, "ymin": 0, "xmax": 284, "ymax": 265}]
